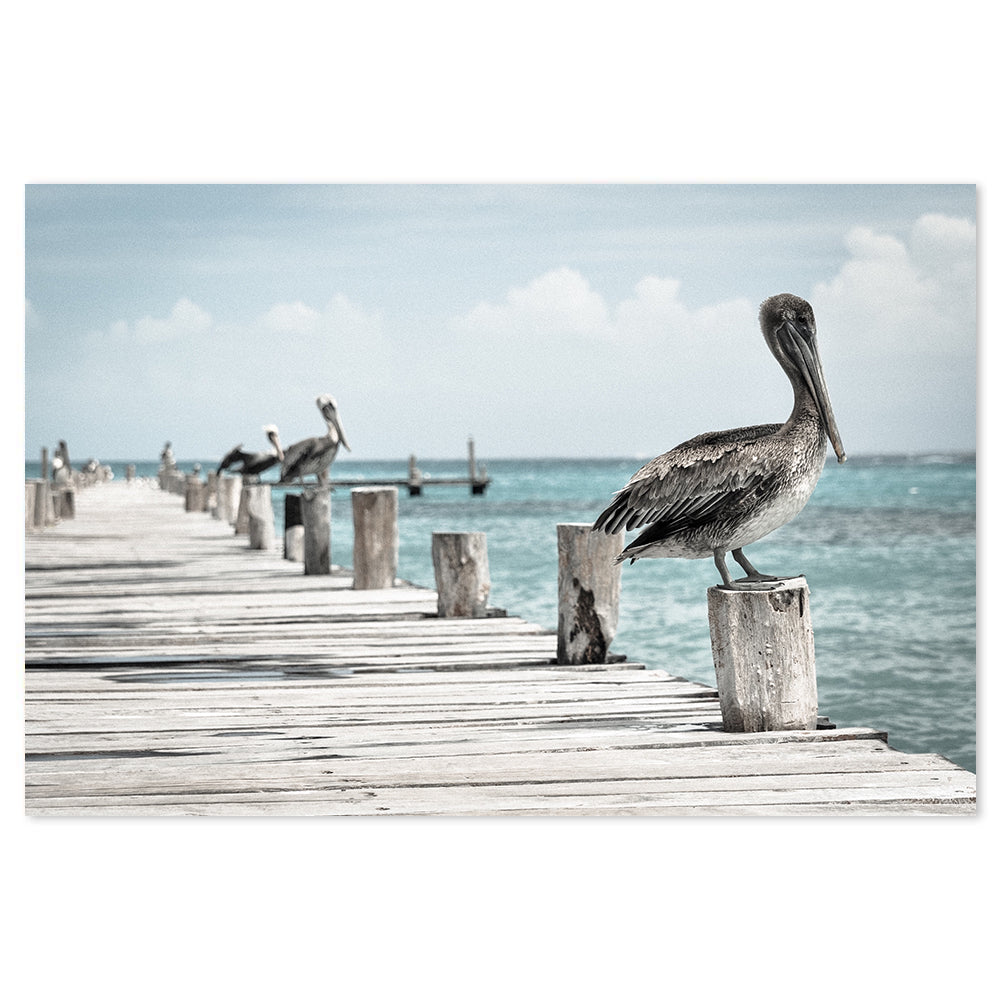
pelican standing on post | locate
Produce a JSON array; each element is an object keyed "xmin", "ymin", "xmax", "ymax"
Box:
[
  {"xmin": 279, "ymin": 394, "xmax": 351, "ymax": 487},
  {"xmin": 592, "ymin": 293, "xmax": 846, "ymax": 589},
  {"xmin": 217, "ymin": 425, "xmax": 284, "ymax": 479}
]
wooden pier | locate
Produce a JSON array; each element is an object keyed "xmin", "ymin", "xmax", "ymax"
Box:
[
  {"xmin": 23, "ymin": 481, "xmax": 976, "ymax": 816},
  {"xmin": 330, "ymin": 442, "xmax": 491, "ymax": 495}
]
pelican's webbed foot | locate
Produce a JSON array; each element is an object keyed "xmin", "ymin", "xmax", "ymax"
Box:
[{"xmin": 716, "ymin": 548, "xmax": 804, "ymax": 591}]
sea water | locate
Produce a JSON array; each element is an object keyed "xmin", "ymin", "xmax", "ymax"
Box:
[{"xmin": 26, "ymin": 453, "xmax": 977, "ymax": 773}]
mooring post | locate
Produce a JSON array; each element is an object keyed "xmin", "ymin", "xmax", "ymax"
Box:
[
  {"xmin": 351, "ymin": 486, "xmax": 398, "ymax": 589},
  {"xmin": 432, "ymin": 532, "xmax": 490, "ymax": 617},
  {"xmin": 216, "ymin": 476, "xmax": 240, "ymax": 526},
  {"xmin": 234, "ymin": 482, "xmax": 251, "ymax": 534},
  {"xmin": 184, "ymin": 474, "xmax": 202, "ymax": 512},
  {"xmin": 246, "ymin": 484, "xmax": 275, "ymax": 550},
  {"xmin": 205, "ymin": 471, "xmax": 218, "ymax": 516},
  {"xmin": 707, "ymin": 577, "xmax": 818, "ymax": 731},
  {"xmin": 408, "ymin": 455, "xmax": 423, "ymax": 496},
  {"xmin": 25, "ymin": 481, "xmax": 38, "ymax": 531},
  {"xmin": 32, "ymin": 478, "xmax": 52, "ymax": 528},
  {"xmin": 284, "ymin": 492, "xmax": 305, "ymax": 562},
  {"xmin": 301, "ymin": 489, "xmax": 331, "ymax": 574},
  {"xmin": 556, "ymin": 523, "xmax": 622, "ymax": 665}
]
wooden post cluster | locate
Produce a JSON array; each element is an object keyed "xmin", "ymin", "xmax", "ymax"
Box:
[
  {"xmin": 351, "ymin": 486, "xmax": 398, "ymax": 589},
  {"xmin": 707, "ymin": 577, "xmax": 818, "ymax": 732},
  {"xmin": 556, "ymin": 523, "xmax": 622, "ymax": 665},
  {"xmin": 432, "ymin": 532, "xmax": 490, "ymax": 617}
]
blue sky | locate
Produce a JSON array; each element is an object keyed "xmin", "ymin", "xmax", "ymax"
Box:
[{"xmin": 24, "ymin": 183, "xmax": 976, "ymax": 462}]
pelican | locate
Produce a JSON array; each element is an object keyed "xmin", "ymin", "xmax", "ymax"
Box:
[
  {"xmin": 279, "ymin": 394, "xmax": 351, "ymax": 487},
  {"xmin": 217, "ymin": 425, "xmax": 284, "ymax": 479},
  {"xmin": 592, "ymin": 293, "xmax": 846, "ymax": 589}
]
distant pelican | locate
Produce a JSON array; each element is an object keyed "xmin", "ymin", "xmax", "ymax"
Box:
[
  {"xmin": 279, "ymin": 394, "xmax": 351, "ymax": 487},
  {"xmin": 592, "ymin": 293, "xmax": 846, "ymax": 589},
  {"xmin": 217, "ymin": 425, "xmax": 284, "ymax": 479}
]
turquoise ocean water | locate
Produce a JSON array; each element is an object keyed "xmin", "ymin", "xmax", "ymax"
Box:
[{"xmin": 27, "ymin": 454, "xmax": 977, "ymax": 773}]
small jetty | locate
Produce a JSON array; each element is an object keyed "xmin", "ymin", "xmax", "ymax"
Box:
[
  {"xmin": 24, "ymin": 480, "xmax": 976, "ymax": 816},
  {"xmin": 331, "ymin": 439, "xmax": 491, "ymax": 495}
]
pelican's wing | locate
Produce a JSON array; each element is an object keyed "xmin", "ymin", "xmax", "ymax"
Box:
[
  {"xmin": 217, "ymin": 444, "xmax": 246, "ymax": 473},
  {"xmin": 593, "ymin": 424, "xmax": 782, "ymax": 536}
]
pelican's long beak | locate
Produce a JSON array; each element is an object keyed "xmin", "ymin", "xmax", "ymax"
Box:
[
  {"xmin": 321, "ymin": 401, "xmax": 351, "ymax": 452},
  {"xmin": 267, "ymin": 428, "xmax": 284, "ymax": 462},
  {"xmin": 781, "ymin": 318, "xmax": 847, "ymax": 464}
]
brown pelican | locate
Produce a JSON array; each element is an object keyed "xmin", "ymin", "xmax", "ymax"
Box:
[
  {"xmin": 279, "ymin": 394, "xmax": 351, "ymax": 487},
  {"xmin": 592, "ymin": 293, "xmax": 846, "ymax": 589},
  {"xmin": 217, "ymin": 425, "xmax": 284, "ymax": 478}
]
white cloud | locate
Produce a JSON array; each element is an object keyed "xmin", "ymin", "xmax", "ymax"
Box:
[
  {"xmin": 261, "ymin": 301, "xmax": 322, "ymax": 335},
  {"xmin": 454, "ymin": 267, "xmax": 609, "ymax": 340},
  {"xmin": 452, "ymin": 267, "xmax": 754, "ymax": 351},
  {"xmin": 811, "ymin": 213, "xmax": 976, "ymax": 357},
  {"xmin": 86, "ymin": 297, "xmax": 214, "ymax": 347}
]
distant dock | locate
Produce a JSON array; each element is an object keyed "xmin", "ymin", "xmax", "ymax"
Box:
[
  {"xmin": 24, "ymin": 481, "xmax": 976, "ymax": 816},
  {"xmin": 331, "ymin": 439, "xmax": 491, "ymax": 496}
]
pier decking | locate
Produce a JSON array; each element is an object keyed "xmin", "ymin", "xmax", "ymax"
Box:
[{"xmin": 24, "ymin": 482, "xmax": 976, "ymax": 816}]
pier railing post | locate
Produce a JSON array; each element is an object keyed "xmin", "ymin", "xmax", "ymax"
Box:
[
  {"xmin": 432, "ymin": 532, "xmax": 490, "ymax": 617},
  {"xmin": 351, "ymin": 486, "xmax": 398, "ymax": 590},
  {"xmin": 217, "ymin": 476, "xmax": 240, "ymax": 526},
  {"xmin": 234, "ymin": 482, "xmax": 251, "ymax": 534},
  {"xmin": 557, "ymin": 523, "xmax": 622, "ymax": 665},
  {"xmin": 246, "ymin": 484, "xmax": 276, "ymax": 550},
  {"xmin": 284, "ymin": 492, "xmax": 305, "ymax": 561},
  {"xmin": 301, "ymin": 489, "xmax": 331, "ymax": 574},
  {"xmin": 707, "ymin": 577, "xmax": 818, "ymax": 731}
]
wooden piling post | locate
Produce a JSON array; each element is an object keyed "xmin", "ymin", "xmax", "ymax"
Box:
[
  {"xmin": 217, "ymin": 476, "xmax": 240, "ymax": 526},
  {"xmin": 32, "ymin": 478, "xmax": 52, "ymax": 528},
  {"xmin": 432, "ymin": 532, "xmax": 490, "ymax": 617},
  {"xmin": 351, "ymin": 486, "xmax": 398, "ymax": 590},
  {"xmin": 184, "ymin": 474, "xmax": 203, "ymax": 512},
  {"xmin": 301, "ymin": 489, "xmax": 331, "ymax": 574},
  {"xmin": 246, "ymin": 484, "xmax": 275, "ymax": 550},
  {"xmin": 126, "ymin": 464, "xmax": 136, "ymax": 483},
  {"xmin": 234, "ymin": 482, "xmax": 250, "ymax": 534},
  {"xmin": 284, "ymin": 492, "xmax": 305, "ymax": 562},
  {"xmin": 407, "ymin": 455, "xmax": 423, "ymax": 496},
  {"xmin": 557, "ymin": 523, "xmax": 622, "ymax": 665},
  {"xmin": 205, "ymin": 471, "xmax": 218, "ymax": 516},
  {"xmin": 707, "ymin": 577, "xmax": 818, "ymax": 732},
  {"xmin": 25, "ymin": 481, "xmax": 38, "ymax": 531}
]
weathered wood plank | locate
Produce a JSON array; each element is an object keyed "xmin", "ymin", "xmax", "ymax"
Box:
[{"xmin": 23, "ymin": 482, "xmax": 977, "ymax": 816}]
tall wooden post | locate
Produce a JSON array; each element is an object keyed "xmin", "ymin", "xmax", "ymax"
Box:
[
  {"xmin": 432, "ymin": 532, "xmax": 490, "ymax": 617},
  {"xmin": 707, "ymin": 577, "xmax": 818, "ymax": 732},
  {"xmin": 246, "ymin": 484, "xmax": 275, "ymax": 550},
  {"xmin": 184, "ymin": 474, "xmax": 202, "ymax": 512},
  {"xmin": 25, "ymin": 481, "xmax": 38, "ymax": 531},
  {"xmin": 557, "ymin": 523, "xmax": 622, "ymax": 665},
  {"xmin": 234, "ymin": 482, "xmax": 250, "ymax": 534},
  {"xmin": 217, "ymin": 476, "xmax": 240, "ymax": 526},
  {"xmin": 351, "ymin": 486, "xmax": 398, "ymax": 590},
  {"xmin": 284, "ymin": 492, "xmax": 305, "ymax": 562},
  {"xmin": 301, "ymin": 489, "xmax": 331, "ymax": 574},
  {"xmin": 408, "ymin": 455, "xmax": 423, "ymax": 496}
]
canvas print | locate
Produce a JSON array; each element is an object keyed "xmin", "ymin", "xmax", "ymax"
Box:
[{"xmin": 24, "ymin": 184, "xmax": 976, "ymax": 815}]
